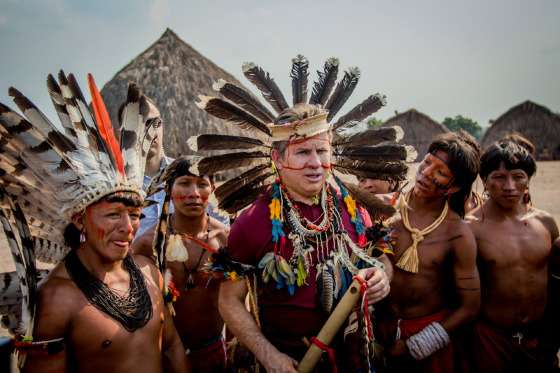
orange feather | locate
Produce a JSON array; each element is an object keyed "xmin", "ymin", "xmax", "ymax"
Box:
[{"xmin": 87, "ymin": 74, "xmax": 125, "ymax": 176}]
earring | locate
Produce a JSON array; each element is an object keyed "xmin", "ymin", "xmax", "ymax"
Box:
[
  {"xmin": 482, "ymin": 189, "xmax": 490, "ymax": 200},
  {"xmin": 80, "ymin": 230, "xmax": 86, "ymax": 243}
]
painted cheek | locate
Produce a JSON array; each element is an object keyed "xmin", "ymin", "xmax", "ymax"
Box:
[
  {"xmin": 172, "ymin": 192, "xmax": 188, "ymax": 202},
  {"xmin": 200, "ymin": 195, "xmax": 209, "ymax": 203},
  {"xmin": 96, "ymin": 228, "xmax": 105, "ymax": 239}
]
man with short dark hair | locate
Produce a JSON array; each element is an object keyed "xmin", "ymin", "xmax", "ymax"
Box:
[
  {"xmin": 377, "ymin": 131, "xmax": 481, "ymax": 372},
  {"xmin": 468, "ymin": 140, "xmax": 559, "ymax": 372}
]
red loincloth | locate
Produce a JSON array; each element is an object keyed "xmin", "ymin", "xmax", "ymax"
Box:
[
  {"xmin": 472, "ymin": 320, "xmax": 556, "ymax": 373},
  {"xmin": 187, "ymin": 336, "xmax": 227, "ymax": 373},
  {"xmin": 382, "ymin": 310, "xmax": 457, "ymax": 373}
]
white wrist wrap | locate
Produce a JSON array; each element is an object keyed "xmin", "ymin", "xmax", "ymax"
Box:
[{"xmin": 405, "ymin": 321, "xmax": 450, "ymax": 360}]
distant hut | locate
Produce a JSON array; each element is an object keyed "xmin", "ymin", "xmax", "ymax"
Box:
[
  {"xmin": 381, "ymin": 109, "xmax": 449, "ymax": 161},
  {"xmin": 481, "ymin": 101, "xmax": 560, "ymax": 160},
  {"xmin": 101, "ymin": 28, "xmax": 246, "ymax": 157}
]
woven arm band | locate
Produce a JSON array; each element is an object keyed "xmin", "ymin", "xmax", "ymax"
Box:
[{"xmin": 405, "ymin": 322, "xmax": 450, "ymax": 360}]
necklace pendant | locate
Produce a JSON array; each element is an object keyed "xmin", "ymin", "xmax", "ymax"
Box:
[
  {"xmin": 185, "ymin": 273, "xmax": 196, "ymax": 290},
  {"xmin": 311, "ymin": 195, "xmax": 320, "ymax": 205}
]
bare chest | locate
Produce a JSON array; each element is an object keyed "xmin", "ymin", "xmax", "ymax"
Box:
[
  {"xmin": 68, "ymin": 281, "xmax": 164, "ymax": 356},
  {"xmin": 391, "ymin": 219, "xmax": 455, "ymax": 270},
  {"xmin": 476, "ymin": 219, "xmax": 551, "ymax": 268}
]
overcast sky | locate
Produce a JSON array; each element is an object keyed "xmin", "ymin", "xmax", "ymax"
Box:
[{"xmin": 1, "ymin": 0, "xmax": 559, "ymax": 128}]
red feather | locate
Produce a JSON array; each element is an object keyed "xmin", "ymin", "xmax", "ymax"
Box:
[{"xmin": 87, "ymin": 74, "xmax": 125, "ymax": 176}]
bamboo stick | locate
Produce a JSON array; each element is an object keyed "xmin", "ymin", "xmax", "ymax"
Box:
[{"xmin": 298, "ymin": 279, "xmax": 363, "ymax": 372}]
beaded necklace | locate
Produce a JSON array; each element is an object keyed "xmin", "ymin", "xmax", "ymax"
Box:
[{"xmin": 262, "ymin": 178, "xmax": 384, "ymax": 310}]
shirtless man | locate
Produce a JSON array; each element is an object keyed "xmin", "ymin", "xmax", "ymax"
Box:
[
  {"xmin": 134, "ymin": 157, "xmax": 229, "ymax": 372},
  {"xmin": 468, "ymin": 140, "xmax": 559, "ymax": 372},
  {"xmin": 377, "ymin": 132, "xmax": 481, "ymax": 372},
  {"xmin": 25, "ymin": 192, "xmax": 189, "ymax": 372}
]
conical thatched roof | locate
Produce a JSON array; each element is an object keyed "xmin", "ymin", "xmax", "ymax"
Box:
[
  {"xmin": 100, "ymin": 28, "xmax": 245, "ymax": 157},
  {"xmin": 481, "ymin": 101, "xmax": 560, "ymax": 160},
  {"xmin": 381, "ymin": 109, "xmax": 449, "ymax": 161}
]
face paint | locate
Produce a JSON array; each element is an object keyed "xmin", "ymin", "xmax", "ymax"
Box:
[
  {"xmin": 275, "ymin": 132, "xmax": 332, "ymax": 201},
  {"xmin": 414, "ymin": 151, "xmax": 455, "ymax": 197}
]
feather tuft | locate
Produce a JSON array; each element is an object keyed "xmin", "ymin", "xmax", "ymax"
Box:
[
  {"xmin": 309, "ymin": 57, "xmax": 339, "ymax": 105},
  {"xmin": 212, "ymin": 79, "xmax": 274, "ymax": 123},
  {"xmin": 290, "ymin": 55, "xmax": 309, "ymax": 105},
  {"xmin": 333, "ymin": 94, "xmax": 387, "ymax": 130},
  {"xmin": 405, "ymin": 145, "xmax": 418, "ymax": 162},
  {"xmin": 196, "ymin": 95, "xmax": 271, "ymax": 137},
  {"xmin": 393, "ymin": 125, "xmax": 404, "ymax": 142},
  {"xmin": 334, "ymin": 126, "xmax": 403, "ymax": 148},
  {"xmin": 191, "ymin": 151, "xmax": 269, "ymax": 176},
  {"xmin": 325, "ymin": 67, "xmax": 360, "ymax": 121},
  {"xmin": 242, "ymin": 62, "xmax": 289, "ymax": 114},
  {"xmin": 187, "ymin": 134, "xmax": 268, "ymax": 152}
]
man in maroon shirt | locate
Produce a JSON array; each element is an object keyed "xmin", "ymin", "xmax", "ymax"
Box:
[
  {"xmin": 219, "ymin": 105, "xmax": 392, "ymax": 372},
  {"xmin": 193, "ymin": 56, "xmax": 411, "ymax": 372}
]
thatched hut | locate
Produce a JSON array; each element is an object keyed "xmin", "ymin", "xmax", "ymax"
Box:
[
  {"xmin": 100, "ymin": 28, "xmax": 246, "ymax": 157},
  {"xmin": 381, "ymin": 109, "xmax": 449, "ymax": 161},
  {"xmin": 481, "ymin": 101, "xmax": 560, "ymax": 160}
]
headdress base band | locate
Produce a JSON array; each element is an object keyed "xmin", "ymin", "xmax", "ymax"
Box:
[{"xmin": 268, "ymin": 113, "xmax": 330, "ymax": 142}]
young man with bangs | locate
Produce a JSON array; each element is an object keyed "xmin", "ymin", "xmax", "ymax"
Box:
[
  {"xmin": 376, "ymin": 131, "xmax": 481, "ymax": 372},
  {"xmin": 467, "ymin": 140, "xmax": 559, "ymax": 372},
  {"xmin": 133, "ymin": 157, "xmax": 229, "ymax": 372}
]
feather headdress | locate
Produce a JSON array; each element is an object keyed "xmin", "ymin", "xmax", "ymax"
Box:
[
  {"xmin": 0, "ymin": 74, "xmax": 156, "ymax": 348},
  {"xmin": 189, "ymin": 55, "xmax": 415, "ymax": 214}
]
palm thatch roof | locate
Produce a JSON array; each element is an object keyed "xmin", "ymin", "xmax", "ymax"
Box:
[
  {"xmin": 481, "ymin": 101, "xmax": 560, "ymax": 160},
  {"xmin": 100, "ymin": 28, "xmax": 245, "ymax": 157},
  {"xmin": 381, "ymin": 109, "xmax": 449, "ymax": 161}
]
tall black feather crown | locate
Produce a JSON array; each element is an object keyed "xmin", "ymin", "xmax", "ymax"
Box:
[{"xmin": 189, "ymin": 55, "xmax": 415, "ymax": 214}]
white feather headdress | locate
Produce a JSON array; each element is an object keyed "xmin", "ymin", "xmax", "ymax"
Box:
[
  {"xmin": 0, "ymin": 73, "xmax": 156, "ymax": 348},
  {"xmin": 0, "ymin": 73, "xmax": 156, "ymax": 260}
]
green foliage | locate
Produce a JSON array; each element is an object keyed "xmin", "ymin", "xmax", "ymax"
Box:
[
  {"xmin": 442, "ymin": 115, "xmax": 482, "ymax": 139},
  {"xmin": 367, "ymin": 117, "xmax": 384, "ymax": 128}
]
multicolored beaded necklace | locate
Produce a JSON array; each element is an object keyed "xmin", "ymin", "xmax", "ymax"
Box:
[{"xmin": 262, "ymin": 176, "xmax": 384, "ymax": 311}]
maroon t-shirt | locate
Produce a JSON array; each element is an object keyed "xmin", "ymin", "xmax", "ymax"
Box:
[{"xmin": 227, "ymin": 191, "xmax": 371, "ymax": 354}]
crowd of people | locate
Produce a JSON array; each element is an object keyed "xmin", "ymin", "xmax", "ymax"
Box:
[{"xmin": 0, "ymin": 55, "xmax": 558, "ymax": 373}]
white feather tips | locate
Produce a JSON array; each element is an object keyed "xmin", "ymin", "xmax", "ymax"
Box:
[
  {"xmin": 242, "ymin": 62, "xmax": 256, "ymax": 73},
  {"xmin": 212, "ymin": 79, "xmax": 227, "ymax": 91},
  {"xmin": 374, "ymin": 93, "xmax": 388, "ymax": 106},
  {"xmin": 405, "ymin": 145, "xmax": 418, "ymax": 162},
  {"xmin": 195, "ymin": 95, "xmax": 212, "ymax": 110},
  {"xmin": 187, "ymin": 136, "xmax": 199, "ymax": 152},
  {"xmin": 393, "ymin": 126, "xmax": 404, "ymax": 142}
]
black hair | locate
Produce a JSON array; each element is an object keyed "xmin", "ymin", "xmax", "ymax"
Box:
[
  {"xmin": 500, "ymin": 132, "xmax": 536, "ymax": 157},
  {"xmin": 427, "ymin": 131, "xmax": 480, "ymax": 217},
  {"xmin": 63, "ymin": 191, "xmax": 143, "ymax": 250},
  {"xmin": 167, "ymin": 157, "xmax": 214, "ymax": 186},
  {"xmin": 480, "ymin": 139, "xmax": 536, "ymax": 180}
]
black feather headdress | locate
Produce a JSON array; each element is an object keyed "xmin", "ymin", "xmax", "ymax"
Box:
[{"xmin": 189, "ymin": 55, "xmax": 414, "ymax": 215}]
